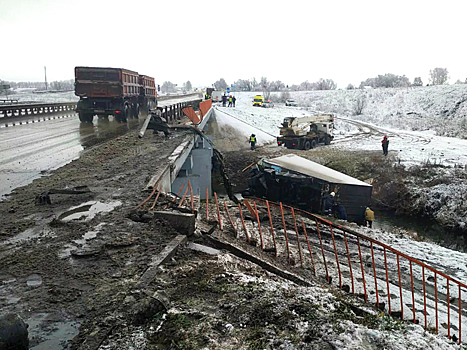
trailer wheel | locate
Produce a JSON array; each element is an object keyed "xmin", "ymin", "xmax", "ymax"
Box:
[
  {"xmin": 120, "ymin": 104, "xmax": 130, "ymax": 122},
  {"xmin": 133, "ymin": 104, "xmax": 140, "ymax": 118},
  {"xmin": 311, "ymin": 140, "xmax": 317, "ymax": 149},
  {"xmin": 79, "ymin": 112, "xmax": 93, "ymax": 123},
  {"xmin": 304, "ymin": 140, "xmax": 311, "ymax": 150}
]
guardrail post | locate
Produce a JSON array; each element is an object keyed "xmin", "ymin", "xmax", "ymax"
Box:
[
  {"xmin": 301, "ymin": 220, "xmax": 316, "ymax": 276},
  {"xmin": 223, "ymin": 202, "xmax": 237, "ymax": 238},
  {"xmin": 266, "ymin": 200, "xmax": 277, "ymax": 256},
  {"xmin": 238, "ymin": 203, "xmax": 250, "ymax": 242},
  {"xmin": 253, "ymin": 202, "xmax": 264, "ymax": 250},
  {"xmin": 279, "ymin": 202, "xmax": 290, "ymax": 264},
  {"xmin": 330, "ymin": 226, "xmax": 341, "ymax": 288},
  {"xmin": 357, "ymin": 237, "xmax": 367, "ymax": 302}
]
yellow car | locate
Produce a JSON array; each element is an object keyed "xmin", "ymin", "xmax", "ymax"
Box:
[{"xmin": 253, "ymin": 95, "xmax": 264, "ymax": 107}]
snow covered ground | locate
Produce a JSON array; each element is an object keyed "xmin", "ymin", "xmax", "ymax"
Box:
[
  {"xmin": 215, "ymin": 90, "xmax": 467, "ymax": 167},
  {"xmin": 2, "ymin": 89, "xmax": 78, "ymax": 104},
  {"xmin": 212, "ymin": 88, "xmax": 467, "ymax": 345}
]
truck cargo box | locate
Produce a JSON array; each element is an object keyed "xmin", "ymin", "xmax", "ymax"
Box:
[
  {"xmin": 75, "ymin": 67, "xmax": 141, "ymax": 98},
  {"xmin": 245, "ymin": 154, "xmax": 372, "ymax": 224}
]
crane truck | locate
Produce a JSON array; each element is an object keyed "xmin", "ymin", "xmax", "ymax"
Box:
[{"xmin": 276, "ymin": 114, "xmax": 334, "ymax": 150}]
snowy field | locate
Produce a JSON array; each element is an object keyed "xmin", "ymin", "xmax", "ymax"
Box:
[
  {"xmin": 214, "ymin": 90, "xmax": 467, "ymax": 167},
  {"xmin": 1, "ymin": 89, "xmax": 78, "ymax": 104}
]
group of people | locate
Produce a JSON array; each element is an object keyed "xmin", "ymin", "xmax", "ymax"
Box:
[
  {"xmin": 323, "ymin": 191, "xmax": 348, "ymax": 220},
  {"xmin": 222, "ymin": 94, "xmax": 236, "ymax": 107},
  {"xmin": 323, "ymin": 191, "xmax": 375, "ymax": 228}
]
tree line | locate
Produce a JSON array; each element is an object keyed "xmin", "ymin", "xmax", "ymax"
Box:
[
  {"xmin": 211, "ymin": 67, "xmax": 466, "ymax": 93},
  {"xmin": 0, "ymin": 79, "xmax": 75, "ymax": 92}
]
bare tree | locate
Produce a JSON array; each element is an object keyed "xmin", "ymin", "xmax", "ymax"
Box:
[
  {"xmin": 234, "ymin": 79, "xmax": 252, "ymax": 91},
  {"xmin": 353, "ymin": 94, "xmax": 367, "ymax": 115},
  {"xmin": 300, "ymin": 80, "xmax": 311, "ymax": 91},
  {"xmin": 251, "ymin": 78, "xmax": 259, "ymax": 91},
  {"xmin": 161, "ymin": 81, "xmax": 176, "ymax": 93},
  {"xmin": 316, "ymin": 78, "xmax": 337, "ymax": 90},
  {"xmin": 346, "ymin": 84, "xmax": 355, "ymax": 90},
  {"xmin": 260, "ymin": 77, "xmax": 271, "ymax": 99},
  {"xmin": 214, "ymin": 78, "xmax": 228, "ymax": 91},
  {"xmin": 413, "ymin": 77, "xmax": 423, "ymax": 87},
  {"xmin": 429, "ymin": 68, "xmax": 449, "ymax": 85},
  {"xmin": 184, "ymin": 81, "xmax": 192, "ymax": 91}
]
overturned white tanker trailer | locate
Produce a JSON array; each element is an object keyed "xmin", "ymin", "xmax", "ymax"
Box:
[{"xmin": 243, "ymin": 154, "xmax": 373, "ymax": 224}]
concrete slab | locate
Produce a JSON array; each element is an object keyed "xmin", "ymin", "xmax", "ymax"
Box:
[{"xmin": 153, "ymin": 211, "xmax": 196, "ymax": 236}]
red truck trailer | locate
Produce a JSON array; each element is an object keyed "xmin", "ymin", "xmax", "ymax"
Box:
[{"xmin": 74, "ymin": 66, "xmax": 157, "ymax": 123}]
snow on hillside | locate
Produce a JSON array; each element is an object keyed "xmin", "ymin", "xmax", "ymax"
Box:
[{"xmin": 215, "ymin": 89, "xmax": 467, "ymax": 167}]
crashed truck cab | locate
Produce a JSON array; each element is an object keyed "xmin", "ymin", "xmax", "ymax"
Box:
[{"xmin": 243, "ymin": 154, "xmax": 372, "ymax": 224}]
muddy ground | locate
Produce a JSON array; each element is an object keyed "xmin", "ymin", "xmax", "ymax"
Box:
[{"xmin": 0, "ymin": 125, "xmax": 463, "ymax": 349}]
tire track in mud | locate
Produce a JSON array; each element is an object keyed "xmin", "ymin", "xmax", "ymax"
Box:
[{"xmin": 334, "ymin": 117, "xmax": 432, "ymax": 146}]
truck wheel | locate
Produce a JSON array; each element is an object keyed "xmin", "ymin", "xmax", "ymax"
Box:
[
  {"xmin": 133, "ymin": 104, "xmax": 140, "ymax": 118},
  {"xmin": 325, "ymin": 135, "xmax": 331, "ymax": 145},
  {"xmin": 79, "ymin": 112, "xmax": 93, "ymax": 123},
  {"xmin": 121, "ymin": 104, "xmax": 130, "ymax": 122},
  {"xmin": 311, "ymin": 140, "xmax": 317, "ymax": 149},
  {"xmin": 304, "ymin": 141, "xmax": 311, "ymax": 150}
]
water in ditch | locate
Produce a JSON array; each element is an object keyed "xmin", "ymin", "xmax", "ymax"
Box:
[{"xmin": 373, "ymin": 209, "xmax": 467, "ymax": 253}]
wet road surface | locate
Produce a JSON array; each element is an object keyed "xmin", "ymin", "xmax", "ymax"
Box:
[
  {"xmin": 0, "ymin": 113, "xmax": 141, "ymax": 199},
  {"xmin": 0, "ymin": 94, "xmax": 201, "ymax": 199}
]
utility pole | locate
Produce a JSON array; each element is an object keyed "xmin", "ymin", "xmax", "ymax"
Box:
[{"xmin": 44, "ymin": 66, "xmax": 48, "ymax": 91}]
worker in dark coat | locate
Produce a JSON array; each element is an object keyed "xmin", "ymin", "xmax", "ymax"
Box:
[
  {"xmin": 365, "ymin": 207, "xmax": 375, "ymax": 228},
  {"xmin": 232, "ymin": 95, "xmax": 236, "ymax": 107},
  {"xmin": 249, "ymin": 134, "xmax": 256, "ymax": 150},
  {"xmin": 382, "ymin": 135, "xmax": 389, "ymax": 156},
  {"xmin": 323, "ymin": 192, "xmax": 335, "ymax": 216},
  {"xmin": 335, "ymin": 202, "xmax": 347, "ymax": 220},
  {"xmin": 222, "ymin": 94, "xmax": 227, "ymax": 107}
]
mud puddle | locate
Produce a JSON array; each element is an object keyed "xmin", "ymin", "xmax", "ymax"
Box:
[
  {"xmin": 58, "ymin": 200, "xmax": 121, "ymax": 222},
  {"xmin": 26, "ymin": 312, "xmax": 80, "ymax": 350},
  {"xmin": 59, "ymin": 223, "xmax": 106, "ymax": 259}
]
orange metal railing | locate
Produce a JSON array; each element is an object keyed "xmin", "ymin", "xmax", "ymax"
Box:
[{"xmin": 202, "ymin": 193, "xmax": 467, "ymax": 344}]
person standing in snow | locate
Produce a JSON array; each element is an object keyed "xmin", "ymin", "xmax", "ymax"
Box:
[
  {"xmin": 222, "ymin": 94, "xmax": 227, "ymax": 107},
  {"xmin": 232, "ymin": 95, "xmax": 236, "ymax": 107},
  {"xmin": 249, "ymin": 134, "xmax": 256, "ymax": 150},
  {"xmin": 228, "ymin": 95, "xmax": 233, "ymax": 107},
  {"xmin": 381, "ymin": 135, "xmax": 389, "ymax": 156},
  {"xmin": 364, "ymin": 207, "xmax": 374, "ymax": 228}
]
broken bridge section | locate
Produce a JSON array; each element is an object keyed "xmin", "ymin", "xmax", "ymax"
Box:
[{"xmin": 144, "ymin": 99, "xmax": 219, "ymax": 201}]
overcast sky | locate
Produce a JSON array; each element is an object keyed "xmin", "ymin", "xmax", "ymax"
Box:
[{"xmin": 1, "ymin": 0, "xmax": 465, "ymax": 88}]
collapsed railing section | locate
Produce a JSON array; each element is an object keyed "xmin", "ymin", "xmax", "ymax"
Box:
[
  {"xmin": 200, "ymin": 193, "xmax": 467, "ymax": 345},
  {"xmin": 137, "ymin": 180, "xmax": 196, "ymax": 213}
]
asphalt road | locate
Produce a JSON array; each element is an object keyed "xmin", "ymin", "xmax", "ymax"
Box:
[{"xmin": 0, "ymin": 95, "xmax": 201, "ymax": 199}]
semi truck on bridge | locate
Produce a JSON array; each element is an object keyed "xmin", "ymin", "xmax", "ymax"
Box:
[{"xmin": 74, "ymin": 66, "xmax": 157, "ymax": 123}]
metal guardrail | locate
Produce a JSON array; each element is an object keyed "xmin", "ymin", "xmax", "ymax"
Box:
[
  {"xmin": 136, "ymin": 180, "xmax": 467, "ymax": 344},
  {"xmin": 0, "ymin": 102, "xmax": 77, "ymax": 118},
  {"xmin": 197, "ymin": 194, "xmax": 466, "ymax": 344},
  {"xmin": 0, "ymin": 93, "xmax": 203, "ymax": 120}
]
